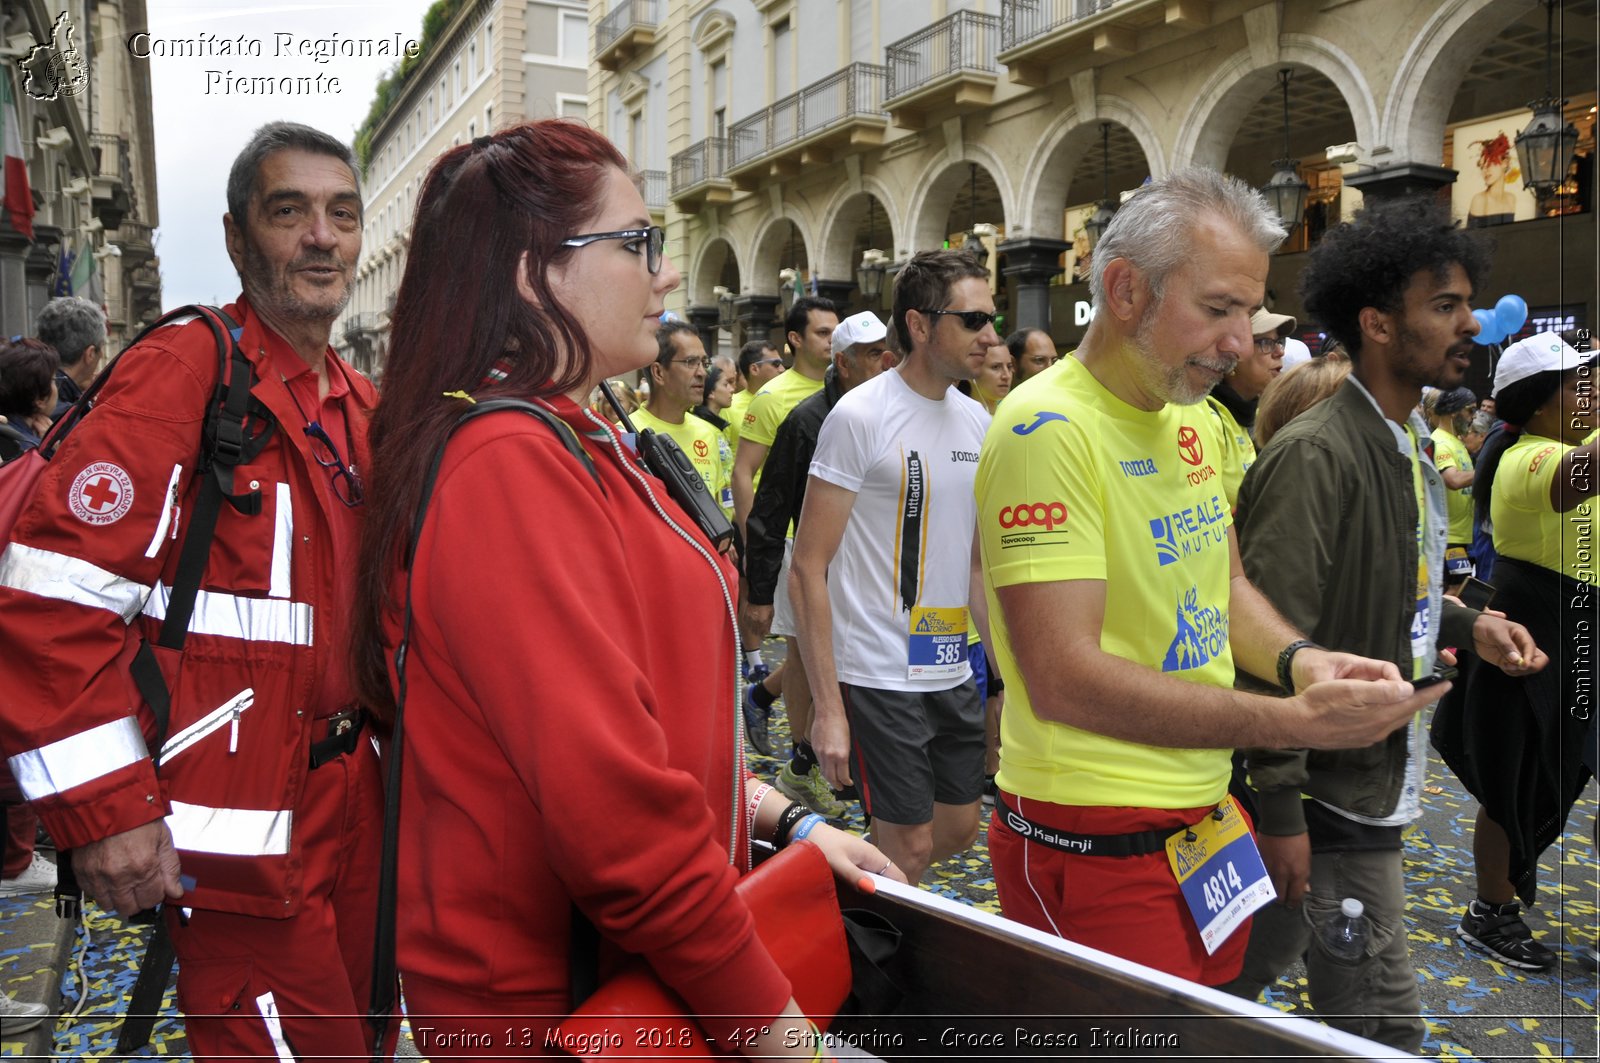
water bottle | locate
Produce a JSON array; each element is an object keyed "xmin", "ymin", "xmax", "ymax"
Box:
[{"xmin": 1320, "ymin": 897, "xmax": 1371, "ymax": 964}]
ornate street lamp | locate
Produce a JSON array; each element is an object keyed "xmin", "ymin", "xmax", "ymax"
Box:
[
  {"xmin": 1083, "ymin": 123, "xmax": 1118, "ymax": 250},
  {"xmin": 1260, "ymin": 69, "xmax": 1309, "ymax": 233},
  {"xmin": 778, "ymin": 267, "xmax": 799, "ymax": 317},
  {"xmin": 857, "ymin": 198, "xmax": 887, "ymax": 303},
  {"xmin": 1514, "ymin": 0, "xmax": 1580, "ymax": 199},
  {"xmin": 961, "ymin": 164, "xmax": 992, "ymax": 269}
]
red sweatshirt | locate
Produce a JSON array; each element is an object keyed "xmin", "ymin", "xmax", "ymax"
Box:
[{"xmin": 385, "ymin": 394, "xmax": 789, "ymax": 1042}]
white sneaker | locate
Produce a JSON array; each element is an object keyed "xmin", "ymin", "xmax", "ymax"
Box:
[
  {"xmin": 0, "ymin": 990, "xmax": 50, "ymax": 1033},
  {"xmin": 0, "ymin": 851, "xmax": 57, "ymax": 896}
]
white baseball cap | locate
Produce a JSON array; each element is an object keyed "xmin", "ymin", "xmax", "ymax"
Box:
[
  {"xmin": 1250, "ymin": 308, "xmax": 1298, "ymax": 336},
  {"xmin": 831, "ymin": 310, "xmax": 888, "ymax": 355},
  {"xmin": 1493, "ymin": 331, "xmax": 1595, "ymax": 397}
]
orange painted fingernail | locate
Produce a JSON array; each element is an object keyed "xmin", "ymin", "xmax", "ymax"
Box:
[{"xmin": 856, "ymin": 875, "xmax": 877, "ymax": 895}]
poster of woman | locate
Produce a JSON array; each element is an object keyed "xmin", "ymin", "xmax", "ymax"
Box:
[{"xmin": 1451, "ymin": 110, "xmax": 1538, "ymax": 228}]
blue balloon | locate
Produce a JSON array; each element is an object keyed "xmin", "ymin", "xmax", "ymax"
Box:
[
  {"xmin": 1495, "ymin": 294, "xmax": 1528, "ymax": 336},
  {"xmin": 1471, "ymin": 308, "xmax": 1502, "ymax": 345}
]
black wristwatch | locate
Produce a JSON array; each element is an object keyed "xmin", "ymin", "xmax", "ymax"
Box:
[{"xmin": 1277, "ymin": 639, "xmax": 1319, "ymax": 694}]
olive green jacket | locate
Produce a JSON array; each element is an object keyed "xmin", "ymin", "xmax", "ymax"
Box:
[{"xmin": 1234, "ymin": 377, "xmax": 1480, "ymax": 836}]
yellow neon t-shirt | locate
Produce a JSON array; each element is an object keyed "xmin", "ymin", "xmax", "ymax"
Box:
[
  {"xmin": 724, "ymin": 388, "xmax": 754, "ymax": 456},
  {"xmin": 740, "ymin": 369, "xmax": 826, "ymax": 494},
  {"xmin": 1204, "ymin": 396, "xmax": 1256, "ymax": 509},
  {"xmin": 977, "ymin": 355, "xmax": 1236, "ymax": 810},
  {"xmin": 1492, "ymin": 433, "xmax": 1596, "ymax": 585},
  {"xmin": 1432, "ymin": 427, "xmax": 1474, "ymax": 544},
  {"xmin": 631, "ymin": 405, "xmax": 734, "ymax": 517}
]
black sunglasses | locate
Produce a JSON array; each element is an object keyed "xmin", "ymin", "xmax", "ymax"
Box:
[
  {"xmin": 923, "ymin": 308, "xmax": 999, "ymax": 331},
  {"xmin": 560, "ymin": 226, "xmax": 665, "ymax": 274},
  {"xmin": 303, "ymin": 421, "xmax": 365, "ymax": 508}
]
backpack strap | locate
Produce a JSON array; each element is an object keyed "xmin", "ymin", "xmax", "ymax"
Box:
[
  {"xmin": 368, "ymin": 399, "xmax": 600, "ymax": 1056},
  {"xmin": 113, "ymin": 307, "xmax": 274, "ymax": 1055},
  {"xmin": 152, "ymin": 308, "xmax": 274, "ymax": 653}
]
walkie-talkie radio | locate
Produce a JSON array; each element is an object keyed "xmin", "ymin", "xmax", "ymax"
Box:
[{"xmin": 600, "ymin": 382, "xmax": 735, "ymax": 552}]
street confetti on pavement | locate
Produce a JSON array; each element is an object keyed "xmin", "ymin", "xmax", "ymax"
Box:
[{"xmin": 21, "ymin": 652, "xmax": 1598, "ymax": 1060}]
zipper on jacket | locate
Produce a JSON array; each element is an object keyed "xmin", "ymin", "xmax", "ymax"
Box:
[
  {"xmin": 583, "ymin": 408, "xmax": 746, "ymax": 868},
  {"xmin": 159, "ymin": 689, "xmax": 254, "ymax": 763}
]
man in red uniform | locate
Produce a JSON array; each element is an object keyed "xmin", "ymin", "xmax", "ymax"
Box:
[{"xmin": 0, "ymin": 122, "xmax": 383, "ymax": 1059}]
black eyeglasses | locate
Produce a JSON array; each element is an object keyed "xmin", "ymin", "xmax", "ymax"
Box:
[
  {"xmin": 303, "ymin": 421, "xmax": 365, "ymax": 508},
  {"xmin": 283, "ymin": 378, "xmax": 364, "ymax": 508},
  {"xmin": 560, "ymin": 226, "xmax": 665, "ymax": 274},
  {"xmin": 923, "ymin": 308, "xmax": 999, "ymax": 332}
]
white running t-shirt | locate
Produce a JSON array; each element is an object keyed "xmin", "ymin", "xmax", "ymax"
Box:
[{"xmin": 808, "ymin": 368, "xmax": 990, "ymax": 691}]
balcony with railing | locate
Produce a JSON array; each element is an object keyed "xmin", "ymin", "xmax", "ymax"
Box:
[
  {"xmin": 669, "ymin": 138, "xmax": 733, "ymax": 214},
  {"xmin": 884, "ymin": 11, "xmax": 1002, "ymax": 129},
  {"xmin": 639, "ymin": 169, "xmax": 667, "ymax": 214},
  {"xmin": 89, "ymin": 132, "xmax": 132, "ymax": 230},
  {"xmin": 595, "ymin": 0, "xmax": 659, "ymax": 71},
  {"xmin": 113, "ymin": 220, "xmax": 155, "ymax": 265},
  {"xmin": 998, "ymin": 0, "xmax": 1207, "ymax": 85},
  {"xmin": 726, "ymin": 63, "xmax": 888, "ymax": 186}
]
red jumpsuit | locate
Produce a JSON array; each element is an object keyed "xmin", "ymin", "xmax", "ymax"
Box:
[
  {"xmin": 389, "ymin": 395, "xmax": 790, "ymax": 1059},
  {"xmin": 0, "ymin": 298, "xmax": 384, "ymax": 1060}
]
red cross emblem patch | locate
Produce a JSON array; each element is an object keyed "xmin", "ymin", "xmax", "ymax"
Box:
[{"xmin": 68, "ymin": 462, "xmax": 135, "ymax": 526}]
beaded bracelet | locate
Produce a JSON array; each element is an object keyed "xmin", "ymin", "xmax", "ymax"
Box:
[{"xmin": 773, "ymin": 802, "xmax": 811, "ymax": 849}]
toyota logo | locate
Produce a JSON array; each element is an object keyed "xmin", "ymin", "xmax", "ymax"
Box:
[{"xmin": 1177, "ymin": 426, "xmax": 1204, "ymax": 466}]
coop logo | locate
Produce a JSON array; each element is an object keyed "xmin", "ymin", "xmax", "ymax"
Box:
[
  {"xmin": 20, "ymin": 12, "xmax": 89, "ymax": 101},
  {"xmin": 1148, "ymin": 494, "xmax": 1228, "ymax": 566},
  {"xmin": 1000, "ymin": 501, "xmax": 1067, "ymax": 531},
  {"xmin": 1160, "ymin": 585, "xmax": 1229, "ymax": 673},
  {"xmin": 997, "ymin": 500, "xmax": 1069, "ymax": 549}
]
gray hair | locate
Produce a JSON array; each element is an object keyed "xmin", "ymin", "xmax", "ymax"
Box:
[
  {"xmin": 1088, "ymin": 167, "xmax": 1285, "ymax": 310},
  {"xmin": 35, "ymin": 296, "xmax": 106, "ymax": 368},
  {"xmin": 226, "ymin": 122, "xmax": 361, "ymax": 223}
]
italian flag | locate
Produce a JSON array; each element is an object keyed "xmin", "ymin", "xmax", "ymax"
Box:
[{"xmin": 1, "ymin": 75, "xmax": 35, "ymax": 241}]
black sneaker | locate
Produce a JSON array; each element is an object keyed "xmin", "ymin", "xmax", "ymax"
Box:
[{"xmin": 1456, "ymin": 900, "xmax": 1557, "ymax": 970}]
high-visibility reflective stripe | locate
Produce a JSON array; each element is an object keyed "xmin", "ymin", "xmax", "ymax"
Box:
[
  {"xmin": 142, "ymin": 584, "xmax": 314, "ymax": 646},
  {"xmin": 8, "ymin": 716, "xmax": 149, "ymax": 801},
  {"xmin": 0, "ymin": 543, "xmax": 315, "ymax": 644},
  {"xmin": 270, "ymin": 482, "xmax": 291, "ymax": 599},
  {"xmin": 167, "ymin": 801, "xmax": 291, "ymax": 857},
  {"xmin": 0, "ymin": 543, "xmax": 150, "ymax": 622},
  {"xmin": 144, "ymin": 463, "xmax": 184, "ymax": 559},
  {"xmin": 253, "ymin": 991, "xmax": 296, "ymax": 1063},
  {"xmin": 158, "ymin": 689, "xmax": 253, "ymax": 763}
]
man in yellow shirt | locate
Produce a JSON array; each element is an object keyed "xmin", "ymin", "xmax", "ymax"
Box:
[
  {"xmin": 1424, "ymin": 386, "xmax": 1478, "ymax": 593},
  {"xmin": 632, "ymin": 321, "xmax": 733, "ymax": 516},
  {"xmin": 976, "ymin": 167, "xmax": 1442, "ymax": 988},
  {"xmin": 727, "ymin": 340, "xmax": 785, "ymax": 458},
  {"xmin": 732, "ymin": 297, "xmax": 840, "ymax": 813}
]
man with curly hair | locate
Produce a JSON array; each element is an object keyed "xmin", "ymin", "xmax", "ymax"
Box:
[{"xmin": 1226, "ymin": 197, "xmax": 1546, "ymax": 1050}]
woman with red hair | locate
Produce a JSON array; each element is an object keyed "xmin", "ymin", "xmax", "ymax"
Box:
[{"xmin": 350, "ymin": 120, "xmax": 898, "ymax": 1058}]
